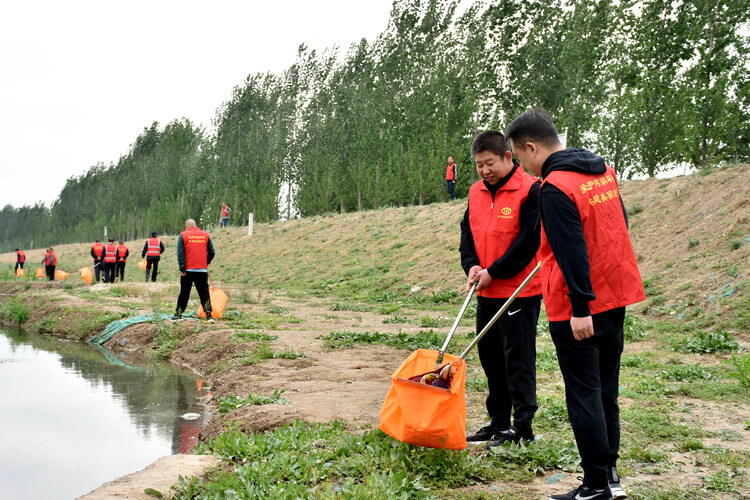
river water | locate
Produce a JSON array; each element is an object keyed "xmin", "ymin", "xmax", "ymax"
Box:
[{"xmin": 0, "ymin": 328, "xmax": 208, "ymax": 499}]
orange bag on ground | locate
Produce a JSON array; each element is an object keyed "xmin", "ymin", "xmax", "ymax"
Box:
[
  {"xmin": 16, "ymin": 268, "xmax": 24, "ymax": 277},
  {"xmin": 54, "ymin": 269, "xmax": 69, "ymax": 280},
  {"xmin": 36, "ymin": 267, "xmax": 45, "ymax": 278},
  {"xmin": 137, "ymin": 258, "xmax": 147, "ymax": 270},
  {"xmin": 198, "ymin": 287, "xmax": 228, "ymax": 319},
  {"xmin": 379, "ymin": 349, "xmax": 467, "ymax": 450},
  {"xmin": 80, "ymin": 267, "xmax": 93, "ymax": 284}
]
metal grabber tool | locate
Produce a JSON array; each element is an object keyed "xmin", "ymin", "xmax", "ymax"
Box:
[{"xmin": 435, "ymin": 282, "xmax": 477, "ymax": 368}]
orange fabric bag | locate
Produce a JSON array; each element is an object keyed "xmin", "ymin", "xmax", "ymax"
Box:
[
  {"xmin": 16, "ymin": 268, "xmax": 24, "ymax": 277},
  {"xmin": 36, "ymin": 267, "xmax": 45, "ymax": 278},
  {"xmin": 80, "ymin": 267, "xmax": 93, "ymax": 285},
  {"xmin": 379, "ymin": 349, "xmax": 466, "ymax": 450},
  {"xmin": 54, "ymin": 269, "xmax": 69, "ymax": 280},
  {"xmin": 198, "ymin": 287, "xmax": 228, "ymax": 319},
  {"xmin": 137, "ymin": 258, "xmax": 147, "ymax": 270}
]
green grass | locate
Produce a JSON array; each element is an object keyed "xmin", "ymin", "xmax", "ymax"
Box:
[
  {"xmin": 0, "ymin": 297, "xmax": 30, "ymax": 325},
  {"xmin": 317, "ymin": 329, "xmax": 445, "ymax": 351},
  {"xmin": 218, "ymin": 390, "xmax": 288, "ymax": 414}
]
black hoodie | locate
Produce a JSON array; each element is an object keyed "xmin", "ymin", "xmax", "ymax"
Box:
[{"xmin": 539, "ymin": 148, "xmax": 629, "ymax": 318}]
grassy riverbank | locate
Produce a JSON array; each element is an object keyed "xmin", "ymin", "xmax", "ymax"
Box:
[{"xmin": 1, "ymin": 164, "xmax": 749, "ymax": 498}]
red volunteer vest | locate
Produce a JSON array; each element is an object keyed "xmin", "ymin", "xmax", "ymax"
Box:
[
  {"xmin": 92, "ymin": 243, "xmax": 104, "ymax": 259},
  {"xmin": 181, "ymin": 227, "xmax": 210, "ymax": 269},
  {"xmin": 146, "ymin": 238, "xmax": 161, "ymax": 257},
  {"xmin": 117, "ymin": 245, "xmax": 128, "ymax": 262},
  {"xmin": 540, "ymin": 166, "xmax": 645, "ymax": 321},
  {"xmin": 103, "ymin": 243, "xmax": 118, "ymax": 263},
  {"xmin": 468, "ymin": 168, "xmax": 542, "ymax": 298},
  {"xmin": 222, "ymin": 206, "xmax": 230, "ymax": 217},
  {"xmin": 17, "ymin": 251, "xmax": 25, "ymax": 263},
  {"xmin": 46, "ymin": 252, "xmax": 57, "ymax": 266},
  {"xmin": 446, "ymin": 163, "xmax": 456, "ymax": 181}
]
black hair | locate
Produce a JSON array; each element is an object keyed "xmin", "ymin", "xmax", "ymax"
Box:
[
  {"xmin": 471, "ymin": 130, "xmax": 510, "ymax": 157},
  {"xmin": 505, "ymin": 109, "xmax": 561, "ymax": 149}
]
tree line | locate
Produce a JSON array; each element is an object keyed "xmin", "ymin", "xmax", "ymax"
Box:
[{"xmin": 2, "ymin": 0, "xmax": 748, "ymax": 251}]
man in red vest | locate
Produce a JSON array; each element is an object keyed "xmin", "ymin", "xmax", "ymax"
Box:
[
  {"xmin": 42, "ymin": 248, "xmax": 57, "ymax": 281},
  {"xmin": 445, "ymin": 157, "xmax": 457, "ymax": 201},
  {"xmin": 102, "ymin": 237, "xmax": 118, "ymax": 283},
  {"xmin": 171, "ymin": 219, "xmax": 215, "ymax": 321},
  {"xmin": 221, "ymin": 202, "xmax": 231, "ymax": 228},
  {"xmin": 116, "ymin": 240, "xmax": 129, "ymax": 282},
  {"xmin": 15, "ymin": 249, "xmax": 25, "ymax": 274},
  {"xmin": 91, "ymin": 239, "xmax": 105, "ymax": 282},
  {"xmin": 507, "ymin": 109, "xmax": 644, "ymax": 500},
  {"xmin": 142, "ymin": 232, "xmax": 165, "ymax": 282},
  {"xmin": 460, "ymin": 131, "xmax": 542, "ymax": 449}
]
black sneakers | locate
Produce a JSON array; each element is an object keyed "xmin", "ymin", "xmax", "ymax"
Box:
[
  {"xmin": 608, "ymin": 466, "xmax": 626, "ymax": 499},
  {"xmin": 466, "ymin": 425, "xmax": 501, "ymax": 442},
  {"xmin": 550, "ymin": 483, "xmax": 613, "ymax": 500},
  {"xmin": 484, "ymin": 426, "xmax": 535, "ymax": 449},
  {"xmin": 170, "ymin": 309, "xmax": 183, "ymax": 321}
]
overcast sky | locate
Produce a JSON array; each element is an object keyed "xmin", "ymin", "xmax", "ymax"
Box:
[{"xmin": 0, "ymin": 0, "xmax": 395, "ymax": 209}]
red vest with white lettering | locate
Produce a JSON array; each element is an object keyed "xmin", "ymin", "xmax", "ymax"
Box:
[
  {"xmin": 468, "ymin": 167, "xmax": 542, "ymax": 298},
  {"xmin": 103, "ymin": 243, "xmax": 118, "ymax": 263},
  {"xmin": 540, "ymin": 165, "xmax": 645, "ymax": 321},
  {"xmin": 446, "ymin": 163, "xmax": 456, "ymax": 181},
  {"xmin": 92, "ymin": 242, "xmax": 104, "ymax": 259},
  {"xmin": 117, "ymin": 245, "xmax": 128, "ymax": 262},
  {"xmin": 146, "ymin": 238, "xmax": 161, "ymax": 257},
  {"xmin": 181, "ymin": 227, "xmax": 210, "ymax": 269},
  {"xmin": 17, "ymin": 251, "xmax": 25, "ymax": 263}
]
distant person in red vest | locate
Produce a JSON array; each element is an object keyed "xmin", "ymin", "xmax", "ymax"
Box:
[
  {"xmin": 15, "ymin": 249, "xmax": 25, "ymax": 273},
  {"xmin": 221, "ymin": 202, "xmax": 231, "ymax": 228},
  {"xmin": 142, "ymin": 231, "xmax": 165, "ymax": 282},
  {"xmin": 42, "ymin": 248, "xmax": 57, "ymax": 281},
  {"xmin": 116, "ymin": 240, "xmax": 129, "ymax": 282},
  {"xmin": 506, "ymin": 109, "xmax": 644, "ymax": 500},
  {"xmin": 90, "ymin": 239, "xmax": 105, "ymax": 283},
  {"xmin": 171, "ymin": 219, "xmax": 215, "ymax": 321},
  {"xmin": 446, "ymin": 156, "xmax": 457, "ymax": 201},
  {"xmin": 460, "ymin": 131, "xmax": 542, "ymax": 449},
  {"xmin": 102, "ymin": 237, "xmax": 118, "ymax": 283}
]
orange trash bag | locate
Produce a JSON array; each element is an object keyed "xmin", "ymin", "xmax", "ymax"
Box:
[
  {"xmin": 36, "ymin": 267, "xmax": 46, "ymax": 278},
  {"xmin": 137, "ymin": 258, "xmax": 147, "ymax": 270},
  {"xmin": 80, "ymin": 267, "xmax": 93, "ymax": 285},
  {"xmin": 379, "ymin": 349, "xmax": 466, "ymax": 450},
  {"xmin": 198, "ymin": 287, "xmax": 228, "ymax": 319},
  {"xmin": 54, "ymin": 269, "xmax": 69, "ymax": 280},
  {"xmin": 16, "ymin": 268, "xmax": 24, "ymax": 277}
]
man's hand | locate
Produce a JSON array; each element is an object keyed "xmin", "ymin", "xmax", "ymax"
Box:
[
  {"xmin": 570, "ymin": 315, "xmax": 594, "ymax": 340},
  {"xmin": 180, "ymin": 271, "xmax": 186, "ymax": 277},
  {"xmin": 467, "ymin": 265, "xmax": 482, "ymax": 290},
  {"xmin": 473, "ymin": 268, "xmax": 493, "ymax": 291}
]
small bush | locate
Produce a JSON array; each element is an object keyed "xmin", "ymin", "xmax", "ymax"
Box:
[
  {"xmin": 628, "ymin": 203, "xmax": 644, "ymax": 216},
  {"xmin": 730, "ymin": 240, "xmax": 741, "ymax": 251},
  {"xmin": 687, "ymin": 237, "xmax": 700, "ymax": 249},
  {"xmin": 0, "ymin": 297, "xmax": 30, "ymax": 325},
  {"xmin": 218, "ymin": 390, "xmax": 288, "ymax": 414},
  {"xmin": 729, "ymin": 353, "xmax": 750, "ymax": 388},
  {"xmin": 676, "ymin": 330, "xmax": 738, "ymax": 354}
]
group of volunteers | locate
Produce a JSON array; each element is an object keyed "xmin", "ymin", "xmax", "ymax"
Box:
[
  {"xmin": 460, "ymin": 109, "xmax": 644, "ymax": 500},
  {"xmin": 90, "ymin": 238, "xmax": 131, "ymax": 283},
  {"xmin": 16, "ymin": 247, "xmax": 58, "ymax": 281}
]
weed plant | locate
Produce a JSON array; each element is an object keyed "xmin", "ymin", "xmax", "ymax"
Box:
[
  {"xmin": 676, "ymin": 330, "xmax": 738, "ymax": 354},
  {"xmin": 730, "ymin": 353, "xmax": 750, "ymax": 388},
  {"xmin": 318, "ymin": 330, "xmax": 444, "ymax": 351},
  {"xmin": 0, "ymin": 297, "xmax": 30, "ymax": 325},
  {"xmin": 218, "ymin": 390, "xmax": 287, "ymax": 414}
]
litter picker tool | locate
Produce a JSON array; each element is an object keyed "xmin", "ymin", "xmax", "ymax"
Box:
[
  {"xmin": 378, "ymin": 262, "xmax": 541, "ymax": 450},
  {"xmin": 435, "ymin": 282, "xmax": 476, "ymax": 368}
]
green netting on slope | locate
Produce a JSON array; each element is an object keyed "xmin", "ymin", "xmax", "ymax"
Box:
[{"xmin": 88, "ymin": 311, "xmax": 198, "ymax": 346}]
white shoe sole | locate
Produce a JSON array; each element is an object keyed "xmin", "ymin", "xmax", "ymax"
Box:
[{"xmin": 610, "ymin": 484, "xmax": 626, "ymax": 499}]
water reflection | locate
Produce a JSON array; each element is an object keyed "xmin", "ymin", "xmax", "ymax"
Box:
[{"xmin": 0, "ymin": 327, "xmax": 208, "ymax": 499}]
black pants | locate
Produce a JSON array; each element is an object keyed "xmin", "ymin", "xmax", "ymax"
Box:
[
  {"xmin": 103, "ymin": 262, "xmax": 116, "ymax": 283},
  {"xmin": 146, "ymin": 257, "xmax": 160, "ymax": 282},
  {"xmin": 93, "ymin": 260, "xmax": 102, "ymax": 282},
  {"xmin": 550, "ymin": 306, "xmax": 625, "ymax": 490},
  {"xmin": 15, "ymin": 262, "xmax": 24, "ymax": 272},
  {"xmin": 447, "ymin": 180, "xmax": 456, "ymax": 200},
  {"xmin": 116, "ymin": 262, "xmax": 126, "ymax": 281},
  {"xmin": 476, "ymin": 294, "xmax": 541, "ymax": 432},
  {"xmin": 176, "ymin": 272, "xmax": 211, "ymax": 315},
  {"xmin": 45, "ymin": 265, "xmax": 55, "ymax": 281}
]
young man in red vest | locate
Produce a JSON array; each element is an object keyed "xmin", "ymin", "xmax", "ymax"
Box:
[
  {"xmin": 507, "ymin": 109, "xmax": 645, "ymax": 500},
  {"xmin": 42, "ymin": 248, "xmax": 57, "ymax": 281},
  {"xmin": 116, "ymin": 240, "xmax": 129, "ymax": 282},
  {"xmin": 445, "ymin": 157, "xmax": 457, "ymax": 201},
  {"xmin": 102, "ymin": 238, "xmax": 118, "ymax": 283},
  {"xmin": 171, "ymin": 219, "xmax": 215, "ymax": 321},
  {"xmin": 91, "ymin": 240, "xmax": 105, "ymax": 282},
  {"xmin": 142, "ymin": 232, "xmax": 165, "ymax": 282},
  {"xmin": 15, "ymin": 249, "xmax": 25, "ymax": 274},
  {"xmin": 221, "ymin": 202, "xmax": 231, "ymax": 228},
  {"xmin": 459, "ymin": 131, "xmax": 543, "ymax": 449}
]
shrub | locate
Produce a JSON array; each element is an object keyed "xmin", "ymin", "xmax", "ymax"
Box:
[
  {"xmin": 0, "ymin": 297, "xmax": 30, "ymax": 325},
  {"xmin": 676, "ymin": 330, "xmax": 738, "ymax": 354}
]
